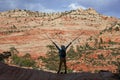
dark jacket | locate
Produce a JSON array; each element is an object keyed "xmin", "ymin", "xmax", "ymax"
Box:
[{"xmin": 53, "ymin": 42, "xmax": 71, "ymax": 58}]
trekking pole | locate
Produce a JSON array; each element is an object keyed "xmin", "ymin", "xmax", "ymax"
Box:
[
  {"xmin": 71, "ymin": 34, "xmax": 81, "ymax": 44},
  {"xmin": 70, "ymin": 32, "xmax": 84, "ymax": 43},
  {"xmin": 45, "ymin": 33, "xmax": 54, "ymax": 43},
  {"xmin": 71, "ymin": 36, "xmax": 79, "ymax": 43}
]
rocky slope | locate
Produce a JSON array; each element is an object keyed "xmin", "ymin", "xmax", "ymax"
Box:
[
  {"xmin": 0, "ymin": 62, "xmax": 117, "ymax": 80},
  {"xmin": 0, "ymin": 8, "xmax": 119, "ymax": 54}
]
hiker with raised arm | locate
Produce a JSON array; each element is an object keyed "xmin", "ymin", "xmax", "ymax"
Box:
[
  {"xmin": 52, "ymin": 41, "xmax": 72, "ymax": 74},
  {"xmin": 46, "ymin": 33, "xmax": 79, "ymax": 74}
]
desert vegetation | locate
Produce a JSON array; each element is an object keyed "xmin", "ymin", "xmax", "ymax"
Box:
[{"xmin": 11, "ymin": 53, "xmax": 37, "ymax": 69}]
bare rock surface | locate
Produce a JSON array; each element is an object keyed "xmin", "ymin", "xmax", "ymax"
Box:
[{"xmin": 0, "ymin": 62, "xmax": 116, "ymax": 80}]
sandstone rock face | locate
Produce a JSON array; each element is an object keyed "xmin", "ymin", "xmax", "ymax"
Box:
[
  {"xmin": 0, "ymin": 8, "xmax": 119, "ymax": 54},
  {"xmin": 0, "ymin": 9, "xmax": 120, "ymax": 73}
]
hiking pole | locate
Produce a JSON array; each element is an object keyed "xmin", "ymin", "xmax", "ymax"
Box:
[
  {"xmin": 70, "ymin": 35, "xmax": 81, "ymax": 44},
  {"xmin": 72, "ymin": 32, "xmax": 85, "ymax": 43},
  {"xmin": 70, "ymin": 32, "xmax": 85, "ymax": 44},
  {"xmin": 45, "ymin": 33, "xmax": 54, "ymax": 43},
  {"xmin": 72, "ymin": 36, "xmax": 79, "ymax": 43}
]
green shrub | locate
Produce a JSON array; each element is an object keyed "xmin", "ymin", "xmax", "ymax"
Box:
[
  {"xmin": 108, "ymin": 40, "xmax": 117, "ymax": 44},
  {"xmin": 40, "ymin": 45, "xmax": 59, "ymax": 71},
  {"xmin": 12, "ymin": 54, "xmax": 36, "ymax": 68},
  {"xmin": 115, "ymin": 26, "xmax": 119, "ymax": 31},
  {"xmin": 98, "ymin": 54, "xmax": 105, "ymax": 60},
  {"xmin": 67, "ymin": 46, "xmax": 76, "ymax": 60}
]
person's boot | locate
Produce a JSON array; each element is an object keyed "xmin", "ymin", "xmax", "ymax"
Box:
[
  {"xmin": 57, "ymin": 71, "xmax": 60, "ymax": 74},
  {"xmin": 64, "ymin": 71, "xmax": 67, "ymax": 74}
]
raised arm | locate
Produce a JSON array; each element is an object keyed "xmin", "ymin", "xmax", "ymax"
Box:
[
  {"xmin": 52, "ymin": 42, "xmax": 60, "ymax": 50},
  {"xmin": 65, "ymin": 42, "xmax": 72, "ymax": 49}
]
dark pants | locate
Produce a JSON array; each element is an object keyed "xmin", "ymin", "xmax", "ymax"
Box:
[{"xmin": 57, "ymin": 57, "xmax": 67, "ymax": 74}]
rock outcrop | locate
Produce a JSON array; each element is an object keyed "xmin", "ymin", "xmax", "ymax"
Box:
[{"xmin": 0, "ymin": 62, "xmax": 116, "ymax": 80}]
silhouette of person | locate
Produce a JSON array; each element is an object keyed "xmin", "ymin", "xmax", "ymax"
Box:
[{"xmin": 52, "ymin": 42, "xmax": 72, "ymax": 74}]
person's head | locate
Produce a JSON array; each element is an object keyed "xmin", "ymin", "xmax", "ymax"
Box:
[{"xmin": 61, "ymin": 45, "xmax": 66, "ymax": 50}]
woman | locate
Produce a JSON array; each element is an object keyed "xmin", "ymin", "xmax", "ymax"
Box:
[{"xmin": 53, "ymin": 42, "xmax": 72, "ymax": 74}]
